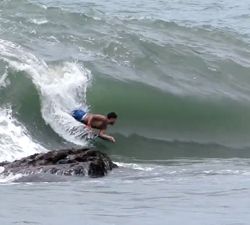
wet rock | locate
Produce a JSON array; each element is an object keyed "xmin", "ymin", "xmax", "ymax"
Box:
[{"xmin": 0, "ymin": 148, "xmax": 118, "ymax": 178}]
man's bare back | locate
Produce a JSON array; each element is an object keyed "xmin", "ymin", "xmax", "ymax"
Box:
[
  {"xmin": 83, "ymin": 114, "xmax": 108, "ymax": 130},
  {"xmin": 71, "ymin": 109, "xmax": 117, "ymax": 143}
]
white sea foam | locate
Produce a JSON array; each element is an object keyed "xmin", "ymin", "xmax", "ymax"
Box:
[
  {"xmin": 115, "ymin": 162, "xmax": 154, "ymax": 171},
  {"xmin": 0, "ymin": 107, "xmax": 46, "ymax": 163},
  {"xmin": 0, "ymin": 38, "xmax": 92, "ymax": 173}
]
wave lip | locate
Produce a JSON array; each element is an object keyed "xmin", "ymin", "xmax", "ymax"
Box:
[{"xmin": 0, "ymin": 38, "xmax": 93, "ymax": 147}]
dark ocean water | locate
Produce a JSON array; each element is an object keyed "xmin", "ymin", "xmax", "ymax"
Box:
[{"xmin": 1, "ymin": 0, "xmax": 250, "ymax": 224}]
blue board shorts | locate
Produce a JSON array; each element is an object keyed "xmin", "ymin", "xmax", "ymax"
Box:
[{"xmin": 71, "ymin": 109, "xmax": 88, "ymax": 122}]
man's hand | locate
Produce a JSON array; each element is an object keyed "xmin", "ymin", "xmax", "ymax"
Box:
[
  {"xmin": 109, "ymin": 136, "xmax": 115, "ymax": 143},
  {"xmin": 99, "ymin": 129, "xmax": 115, "ymax": 143}
]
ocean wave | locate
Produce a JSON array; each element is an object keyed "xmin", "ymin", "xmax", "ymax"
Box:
[
  {"xmin": 1, "ymin": 0, "xmax": 250, "ymax": 164},
  {"xmin": 0, "ymin": 39, "xmax": 92, "ymax": 148}
]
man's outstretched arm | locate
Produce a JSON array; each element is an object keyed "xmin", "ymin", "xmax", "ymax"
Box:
[{"xmin": 99, "ymin": 129, "xmax": 115, "ymax": 143}]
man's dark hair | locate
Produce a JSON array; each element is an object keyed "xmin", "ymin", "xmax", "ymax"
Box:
[{"xmin": 107, "ymin": 112, "xmax": 117, "ymax": 119}]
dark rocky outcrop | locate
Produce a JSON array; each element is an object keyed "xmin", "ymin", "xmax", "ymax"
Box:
[{"xmin": 0, "ymin": 148, "xmax": 118, "ymax": 178}]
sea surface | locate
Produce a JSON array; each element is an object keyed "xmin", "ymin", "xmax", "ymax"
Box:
[{"xmin": 1, "ymin": 0, "xmax": 250, "ymax": 224}]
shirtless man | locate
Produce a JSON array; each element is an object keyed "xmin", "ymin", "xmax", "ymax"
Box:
[{"xmin": 71, "ymin": 109, "xmax": 117, "ymax": 143}]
